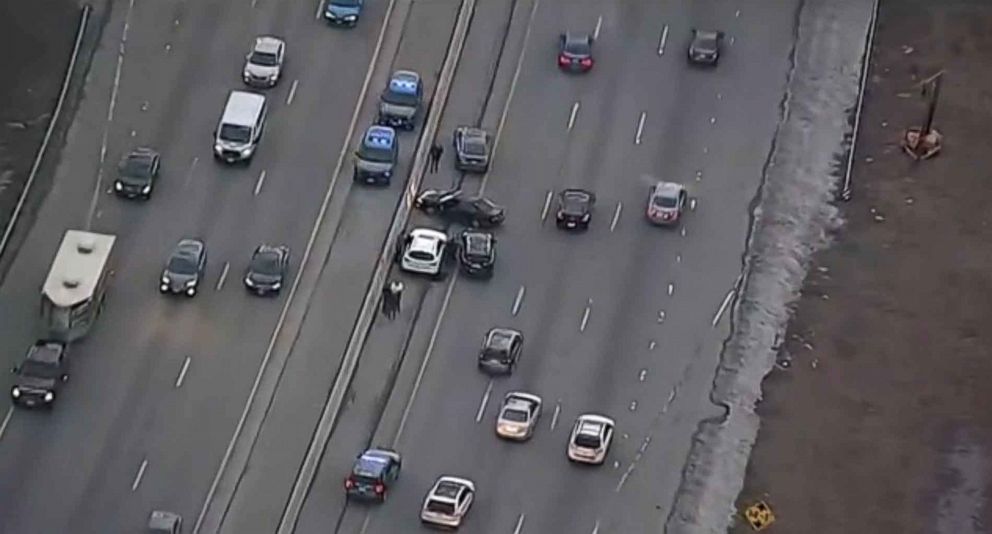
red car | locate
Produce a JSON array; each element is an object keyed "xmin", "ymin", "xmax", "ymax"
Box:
[
  {"xmin": 558, "ymin": 32, "xmax": 594, "ymax": 72},
  {"xmin": 646, "ymin": 181, "xmax": 688, "ymax": 225}
]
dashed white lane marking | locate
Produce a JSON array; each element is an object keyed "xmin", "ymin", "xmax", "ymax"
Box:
[
  {"xmin": 680, "ymin": 226, "xmax": 687, "ymax": 237},
  {"xmin": 610, "ymin": 201, "xmax": 622, "ymax": 232},
  {"xmin": 648, "ymin": 340, "xmax": 656, "ymax": 350},
  {"xmin": 216, "ymin": 262, "xmax": 230, "ymax": 291},
  {"xmin": 182, "ymin": 157, "xmax": 199, "ymax": 190},
  {"xmin": 689, "ymin": 198, "xmax": 697, "ymax": 211},
  {"xmin": 709, "ymin": 117, "xmax": 716, "ymax": 124},
  {"xmin": 314, "ymin": 0, "xmax": 325, "ymax": 19},
  {"xmin": 254, "ymin": 170, "xmax": 267, "ymax": 196},
  {"xmin": 130, "ymin": 130, "xmax": 136, "ymax": 137},
  {"xmin": 657, "ymin": 310, "xmax": 665, "ymax": 323},
  {"xmin": 131, "ymin": 458, "xmax": 148, "ymax": 491},
  {"xmin": 593, "ymin": 15, "xmax": 603, "ymax": 40},
  {"xmin": 252, "ymin": 0, "xmax": 259, "ymax": 6},
  {"xmin": 475, "ymin": 380, "xmax": 494, "ymax": 423},
  {"xmin": 580, "ymin": 299, "xmax": 592, "ymax": 332},
  {"xmin": 730, "ymin": 36, "xmax": 735, "ymax": 46},
  {"xmin": 358, "ymin": 515, "xmax": 372, "ymax": 534},
  {"xmin": 175, "ymin": 356, "xmax": 192, "ymax": 388},
  {"xmin": 735, "ymin": 9, "xmax": 741, "ymax": 17},
  {"xmin": 711, "ymin": 289, "xmax": 736, "ymax": 327},
  {"xmin": 635, "ymin": 112, "xmax": 647, "ymax": 144},
  {"xmin": 567, "ymin": 102, "xmax": 580, "ymax": 131},
  {"xmin": 676, "ymin": 254, "xmax": 681, "ymax": 263},
  {"xmin": 657, "ymin": 24, "xmax": 669, "ymax": 55},
  {"xmin": 512, "ymin": 285, "xmax": 526, "ymax": 316},
  {"xmin": 629, "ymin": 401, "xmax": 637, "ymax": 412},
  {"xmin": 513, "ymin": 514, "xmax": 526, "ymax": 534},
  {"xmin": 717, "ymin": 92, "xmax": 722, "ymax": 100},
  {"xmin": 667, "ymin": 283, "xmax": 674, "ymax": 296},
  {"xmin": 286, "ymin": 79, "xmax": 299, "ymax": 105},
  {"xmin": 550, "ymin": 402, "xmax": 561, "ymax": 430},
  {"xmin": 541, "ymin": 190, "xmax": 553, "ymax": 221},
  {"xmin": 0, "ymin": 407, "xmax": 13, "ymax": 441},
  {"xmin": 591, "ymin": 520, "xmax": 601, "ymax": 534},
  {"xmin": 639, "ymin": 369, "xmax": 647, "ymax": 381}
]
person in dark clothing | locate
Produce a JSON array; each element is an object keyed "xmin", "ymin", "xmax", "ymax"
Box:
[
  {"xmin": 382, "ymin": 284, "xmax": 397, "ymax": 319},
  {"xmin": 428, "ymin": 143, "xmax": 443, "ymax": 173},
  {"xmin": 388, "ymin": 280, "xmax": 404, "ymax": 317}
]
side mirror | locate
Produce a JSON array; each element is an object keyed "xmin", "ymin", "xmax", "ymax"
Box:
[
  {"xmin": 10, "ymin": 366, "xmax": 18, "ymax": 374},
  {"xmin": 61, "ymin": 374, "xmax": 69, "ymax": 382},
  {"xmin": 212, "ymin": 129, "xmax": 218, "ymax": 137}
]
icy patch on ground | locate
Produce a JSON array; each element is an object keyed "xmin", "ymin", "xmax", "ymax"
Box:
[{"xmin": 664, "ymin": 0, "xmax": 877, "ymax": 532}]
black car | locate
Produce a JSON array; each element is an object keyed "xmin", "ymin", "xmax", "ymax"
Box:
[
  {"xmin": 244, "ymin": 244, "xmax": 289, "ymax": 295},
  {"xmin": 345, "ymin": 448, "xmax": 402, "ymax": 502},
  {"xmin": 114, "ymin": 147, "xmax": 160, "ymax": 199},
  {"xmin": 160, "ymin": 238, "xmax": 207, "ymax": 297},
  {"xmin": 10, "ymin": 341, "xmax": 69, "ymax": 408},
  {"xmin": 453, "ymin": 126, "xmax": 491, "ymax": 173},
  {"xmin": 458, "ymin": 230, "xmax": 495, "ymax": 278},
  {"xmin": 478, "ymin": 327, "xmax": 523, "ymax": 375},
  {"xmin": 415, "ymin": 189, "xmax": 505, "ymax": 228},
  {"xmin": 688, "ymin": 29, "xmax": 724, "ymax": 65},
  {"xmin": 555, "ymin": 188, "xmax": 596, "ymax": 230},
  {"xmin": 558, "ymin": 32, "xmax": 594, "ymax": 72}
]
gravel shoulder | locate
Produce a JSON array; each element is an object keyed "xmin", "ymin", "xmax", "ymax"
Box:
[{"xmin": 734, "ymin": 2, "xmax": 992, "ymax": 533}]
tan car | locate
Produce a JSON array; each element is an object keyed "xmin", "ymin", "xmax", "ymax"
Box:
[{"xmin": 495, "ymin": 392, "xmax": 542, "ymax": 441}]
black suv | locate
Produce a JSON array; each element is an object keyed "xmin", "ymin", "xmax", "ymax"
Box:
[
  {"xmin": 478, "ymin": 328, "xmax": 523, "ymax": 375},
  {"xmin": 555, "ymin": 188, "xmax": 596, "ymax": 230},
  {"xmin": 344, "ymin": 448, "xmax": 402, "ymax": 502},
  {"xmin": 458, "ymin": 230, "xmax": 495, "ymax": 278},
  {"xmin": 244, "ymin": 244, "xmax": 290, "ymax": 295},
  {"xmin": 11, "ymin": 341, "xmax": 69, "ymax": 408},
  {"xmin": 161, "ymin": 238, "xmax": 207, "ymax": 297},
  {"xmin": 415, "ymin": 189, "xmax": 505, "ymax": 228},
  {"xmin": 688, "ymin": 29, "xmax": 724, "ymax": 66},
  {"xmin": 114, "ymin": 147, "xmax": 160, "ymax": 199}
]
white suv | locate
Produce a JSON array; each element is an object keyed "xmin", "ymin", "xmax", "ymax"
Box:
[
  {"xmin": 567, "ymin": 414, "xmax": 615, "ymax": 465},
  {"xmin": 400, "ymin": 228, "xmax": 448, "ymax": 277},
  {"xmin": 420, "ymin": 476, "xmax": 475, "ymax": 528}
]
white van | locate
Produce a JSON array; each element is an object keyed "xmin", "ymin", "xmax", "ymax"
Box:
[{"xmin": 214, "ymin": 91, "xmax": 267, "ymax": 164}]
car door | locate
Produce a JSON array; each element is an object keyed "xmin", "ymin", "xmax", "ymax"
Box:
[
  {"xmin": 511, "ymin": 336, "xmax": 522, "ymax": 365},
  {"xmin": 603, "ymin": 423, "xmax": 614, "ymax": 449}
]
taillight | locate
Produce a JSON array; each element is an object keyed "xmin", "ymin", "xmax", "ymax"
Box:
[
  {"xmin": 344, "ymin": 478, "xmax": 354, "ymax": 489},
  {"xmin": 374, "ymin": 483, "xmax": 385, "ymax": 494},
  {"xmin": 558, "ymin": 55, "xmax": 569, "ymax": 65},
  {"xmin": 580, "ymin": 58, "xmax": 593, "ymax": 67}
]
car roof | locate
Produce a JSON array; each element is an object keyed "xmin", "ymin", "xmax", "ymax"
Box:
[
  {"xmin": 505, "ymin": 391, "xmax": 542, "ymax": 405},
  {"xmin": 222, "ymin": 91, "xmax": 266, "ymax": 125},
  {"xmin": 503, "ymin": 397, "xmax": 535, "ymax": 413},
  {"xmin": 148, "ymin": 511, "xmax": 181, "ymax": 529},
  {"xmin": 694, "ymin": 29, "xmax": 720, "ymax": 41},
  {"xmin": 176, "ymin": 238, "xmax": 204, "ymax": 253},
  {"xmin": 27, "ymin": 342, "xmax": 64, "ymax": 364},
  {"xmin": 255, "ymin": 244, "xmax": 285, "ymax": 255},
  {"xmin": 364, "ymin": 126, "xmax": 396, "ymax": 148},
  {"xmin": 458, "ymin": 126, "xmax": 487, "ymax": 139},
  {"xmin": 652, "ymin": 181, "xmax": 684, "ymax": 197},
  {"xmin": 564, "ymin": 32, "xmax": 592, "ymax": 46},
  {"xmin": 462, "ymin": 231, "xmax": 492, "ymax": 247},
  {"xmin": 410, "ymin": 228, "xmax": 446, "ymax": 241},
  {"xmin": 487, "ymin": 327, "xmax": 520, "ymax": 343},
  {"xmin": 388, "ymin": 73, "xmax": 420, "ymax": 95},
  {"xmin": 432, "ymin": 476, "xmax": 474, "ymax": 497},
  {"xmin": 254, "ymin": 36, "xmax": 284, "ymax": 53},
  {"xmin": 354, "ymin": 451, "xmax": 391, "ymax": 476},
  {"xmin": 577, "ymin": 413, "xmax": 615, "ymax": 426},
  {"xmin": 127, "ymin": 147, "xmax": 157, "ymax": 159},
  {"xmin": 391, "ymin": 70, "xmax": 421, "ymax": 84}
]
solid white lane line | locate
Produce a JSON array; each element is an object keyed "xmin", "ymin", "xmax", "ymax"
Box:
[
  {"xmin": 512, "ymin": 285, "xmax": 525, "ymax": 316},
  {"xmin": 541, "ymin": 190, "xmax": 553, "ymax": 221},
  {"xmin": 479, "ymin": 0, "xmax": 541, "ymax": 194},
  {"xmin": 314, "ymin": 0, "xmax": 324, "ymax": 19},
  {"xmin": 550, "ymin": 402, "xmax": 561, "ymax": 430},
  {"xmin": 393, "ymin": 274, "xmax": 459, "ymax": 447},
  {"xmin": 593, "ymin": 15, "xmax": 603, "ymax": 40},
  {"xmin": 567, "ymin": 102, "xmax": 580, "ymax": 130},
  {"xmin": 216, "ymin": 262, "xmax": 230, "ymax": 291},
  {"xmin": 610, "ymin": 201, "xmax": 622, "ymax": 232},
  {"xmin": 711, "ymin": 289, "xmax": 736, "ymax": 327},
  {"xmin": 635, "ymin": 112, "xmax": 646, "ymax": 144},
  {"xmin": 182, "ymin": 156, "xmax": 199, "ymax": 189},
  {"xmin": 580, "ymin": 299, "xmax": 592, "ymax": 332},
  {"xmin": 131, "ymin": 459, "xmax": 148, "ymax": 491},
  {"xmin": 175, "ymin": 356, "xmax": 192, "ymax": 388},
  {"xmin": 657, "ymin": 24, "xmax": 669, "ymax": 55},
  {"xmin": 254, "ymin": 170, "xmax": 267, "ymax": 196},
  {"xmin": 358, "ymin": 514, "xmax": 372, "ymax": 534},
  {"xmin": 475, "ymin": 380, "xmax": 494, "ymax": 423},
  {"xmin": 513, "ymin": 514, "xmax": 526, "ymax": 534},
  {"xmin": 286, "ymin": 79, "xmax": 299, "ymax": 105},
  {"xmin": 0, "ymin": 407, "xmax": 13, "ymax": 440}
]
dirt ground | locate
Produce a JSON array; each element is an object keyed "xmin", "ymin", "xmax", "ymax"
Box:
[
  {"xmin": 0, "ymin": 0, "xmax": 79, "ymax": 242},
  {"xmin": 733, "ymin": 1, "xmax": 992, "ymax": 533}
]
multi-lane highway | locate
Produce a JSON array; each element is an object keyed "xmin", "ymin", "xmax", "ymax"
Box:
[
  {"xmin": 291, "ymin": 0, "xmax": 801, "ymax": 533},
  {"xmin": 0, "ymin": 0, "xmax": 411, "ymax": 531}
]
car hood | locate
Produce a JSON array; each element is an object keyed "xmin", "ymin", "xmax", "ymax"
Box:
[
  {"xmin": 356, "ymin": 158, "xmax": 393, "ymax": 172},
  {"xmin": 326, "ymin": 3, "xmax": 361, "ymax": 15},
  {"xmin": 380, "ymin": 101, "xmax": 416, "ymax": 118},
  {"xmin": 15, "ymin": 375, "xmax": 57, "ymax": 391},
  {"xmin": 247, "ymin": 271, "xmax": 281, "ymax": 285},
  {"xmin": 245, "ymin": 63, "xmax": 279, "ymax": 77},
  {"xmin": 118, "ymin": 173, "xmax": 151, "ymax": 187},
  {"xmin": 164, "ymin": 271, "xmax": 197, "ymax": 286}
]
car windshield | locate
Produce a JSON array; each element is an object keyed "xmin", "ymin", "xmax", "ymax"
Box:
[
  {"xmin": 382, "ymin": 87, "xmax": 419, "ymax": 107},
  {"xmin": 463, "ymin": 138, "xmax": 487, "ymax": 156},
  {"xmin": 426, "ymin": 500, "xmax": 456, "ymax": 515},
  {"xmin": 502, "ymin": 408, "xmax": 529, "ymax": 422},
  {"xmin": 331, "ymin": 0, "xmax": 360, "ymax": 6},
  {"xmin": 122, "ymin": 155, "xmax": 153, "ymax": 177},
  {"xmin": 575, "ymin": 433, "xmax": 601, "ymax": 448},
  {"xmin": 168, "ymin": 253, "xmax": 199, "ymax": 275},
  {"xmin": 695, "ymin": 34, "xmax": 718, "ymax": 50},
  {"xmin": 564, "ymin": 39, "xmax": 591, "ymax": 55},
  {"xmin": 562, "ymin": 194, "xmax": 588, "ymax": 213},
  {"xmin": 252, "ymin": 251, "xmax": 281, "ymax": 275},
  {"xmin": 465, "ymin": 236, "xmax": 490, "ymax": 255},
  {"xmin": 250, "ymin": 51, "xmax": 279, "ymax": 66},
  {"xmin": 20, "ymin": 360, "xmax": 59, "ymax": 379},
  {"xmin": 408, "ymin": 250, "xmax": 434, "ymax": 261},
  {"xmin": 358, "ymin": 143, "xmax": 394, "ymax": 163},
  {"xmin": 220, "ymin": 124, "xmax": 252, "ymax": 143},
  {"xmin": 653, "ymin": 195, "xmax": 678, "ymax": 208}
]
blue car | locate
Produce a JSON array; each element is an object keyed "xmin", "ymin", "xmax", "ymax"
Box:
[
  {"xmin": 354, "ymin": 125, "xmax": 398, "ymax": 185},
  {"xmin": 324, "ymin": 0, "xmax": 363, "ymax": 26}
]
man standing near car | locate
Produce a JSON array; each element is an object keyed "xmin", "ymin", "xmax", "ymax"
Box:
[{"xmin": 428, "ymin": 142, "xmax": 443, "ymax": 173}]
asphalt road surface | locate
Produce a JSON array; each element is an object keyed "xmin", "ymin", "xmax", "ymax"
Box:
[
  {"xmin": 291, "ymin": 0, "xmax": 801, "ymax": 533},
  {"xmin": 0, "ymin": 0, "xmax": 405, "ymax": 531}
]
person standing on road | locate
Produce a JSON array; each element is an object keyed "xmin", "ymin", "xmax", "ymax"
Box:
[
  {"xmin": 382, "ymin": 283, "xmax": 397, "ymax": 320},
  {"xmin": 389, "ymin": 280, "xmax": 404, "ymax": 317},
  {"xmin": 428, "ymin": 142, "xmax": 443, "ymax": 173}
]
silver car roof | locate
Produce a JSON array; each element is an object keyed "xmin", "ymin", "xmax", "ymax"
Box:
[{"xmin": 253, "ymin": 36, "xmax": 284, "ymax": 54}]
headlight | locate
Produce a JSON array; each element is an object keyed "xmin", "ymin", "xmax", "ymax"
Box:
[
  {"xmin": 582, "ymin": 213, "xmax": 591, "ymax": 221},
  {"xmin": 343, "ymin": 14, "xmax": 357, "ymax": 21},
  {"xmin": 141, "ymin": 185, "xmax": 151, "ymax": 194},
  {"xmin": 162, "ymin": 275, "xmax": 170, "ymax": 284},
  {"xmin": 185, "ymin": 279, "xmax": 197, "ymax": 287},
  {"xmin": 114, "ymin": 182, "xmax": 123, "ymax": 191},
  {"xmin": 270, "ymin": 282, "xmax": 282, "ymax": 290},
  {"xmin": 244, "ymin": 277, "xmax": 256, "ymax": 287},
  {"xmin": 384, "ymin": 170, "xmax": 392, "ymax": 177},
  {"xmin": 11, "ymin": 387, "xmax": 20, "ymax": 398},
  {"xmin": 44, "ymin": 391, "xmax": 54, "ymax": 402},
  {"xmin": 240, "ymin": 147, "xmax": 253, "ymax": 156}
]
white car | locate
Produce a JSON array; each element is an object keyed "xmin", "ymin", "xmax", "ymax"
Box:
[
  {"xmin": 400, "ymin": 228, "xmax": 448, "ymax": 277},
  {"xmin": 243, "ymin": 36, "xmax": 285, "ymax": 88},
  {"xmin": 496, "ymin": 392, "xmax": 542, "ymax": 441},
  {"xmin": 566, "ymin": 414, "xmax": 615, "ymax": 465},
  {"xmin": 420, "ymin": 476, "xmax": 475, "ymax": 529}
]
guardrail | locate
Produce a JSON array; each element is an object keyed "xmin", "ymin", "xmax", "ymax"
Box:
[{"xmin": 840, "ymin": 0, "xmax": 880, "ymax": 201}]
